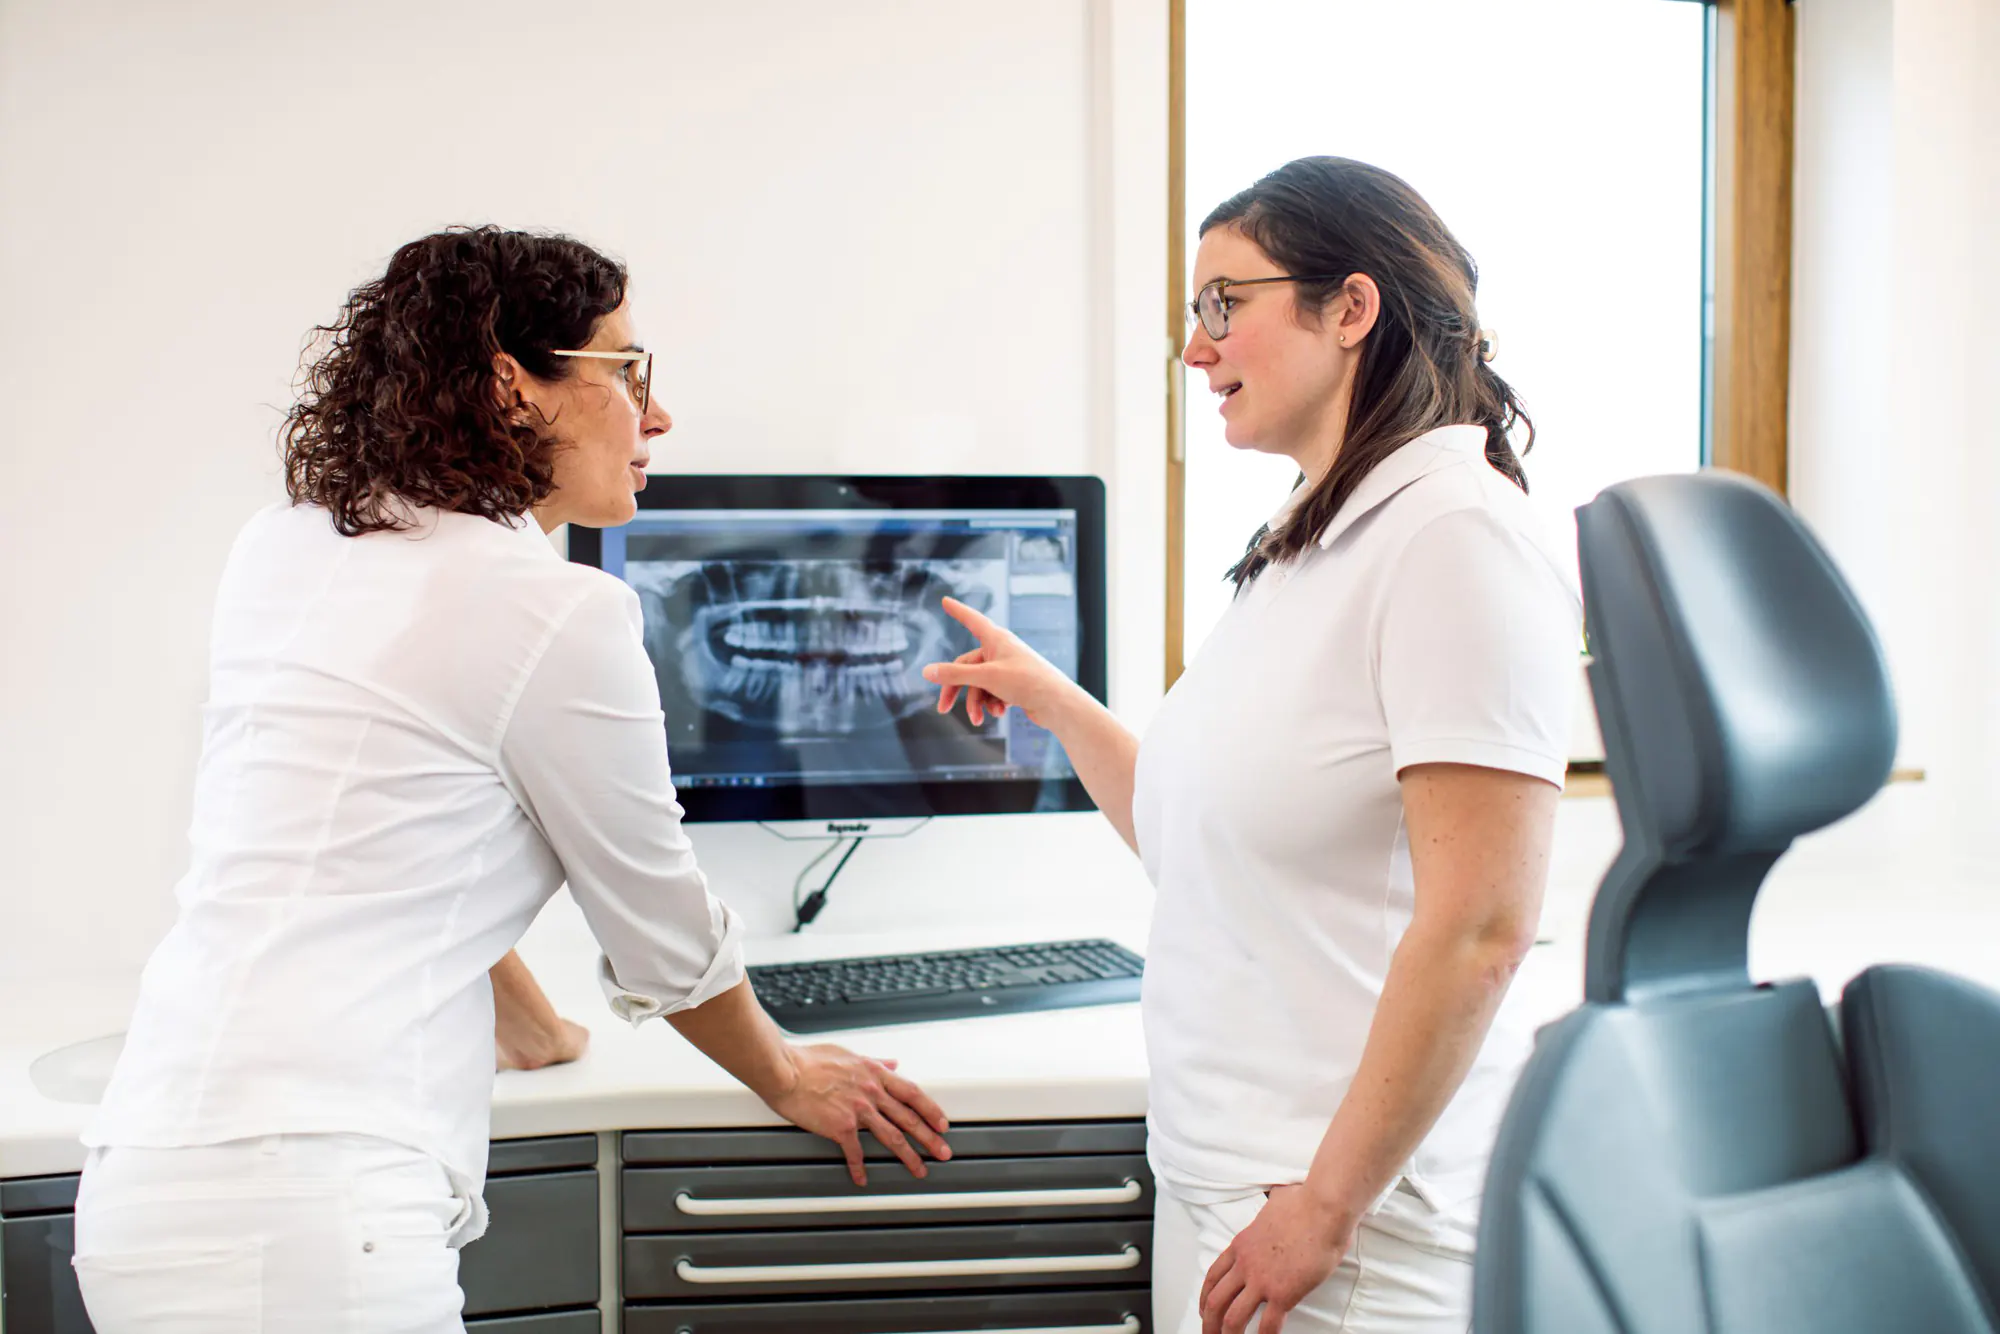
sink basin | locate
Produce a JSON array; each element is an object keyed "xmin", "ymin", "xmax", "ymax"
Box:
[{"xmin": 29, "ymin": 1032, "xmax": 125, "ymax": 1104}]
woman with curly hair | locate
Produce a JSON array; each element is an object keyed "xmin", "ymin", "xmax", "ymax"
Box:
[{"xmin": 71, "ymin": 227, "xmax": 952, "ymax": 1332}]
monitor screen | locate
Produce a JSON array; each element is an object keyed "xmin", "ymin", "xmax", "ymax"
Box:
[{"xmin": 567, "ymin": 475, "xmax": 1107, "ymax": 823}]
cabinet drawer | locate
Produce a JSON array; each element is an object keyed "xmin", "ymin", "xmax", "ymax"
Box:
[
  {"xmin": 623, "ymin": 1218, "xmax": 1149, "ymax": 1300},
  {"xmin": 2, "ymin": 1214, "xmax": 95, "ymax": 1333},
  {"xmin": 626, "ymin": 1153, "xmax": 1152, "ymax": 1232},
  {"xmin": 488, "ymin": 1134, "xmax": 598, "ymax": 1177},
  {"xmin": 626, "ymin": 1285, "xmax": 1152, "ymax": 1333},
  {"xmin": 460, "ymin": 1169, "xmax": 599, "ymax": 1317},
  {"xmin": 624, "ymin": 1120, "xmax": 1145, "ymax": 1165},
  {"xmin": 465, "ymin": 1310, "xmax": 600, "ymax": 1333},
  {"xmin": 0, "ymin": 1174, "xmax": 81, "ymax": 1217}
]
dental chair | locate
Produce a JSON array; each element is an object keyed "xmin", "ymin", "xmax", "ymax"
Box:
[{"xmin": 1472, "ymin": 470, "xmax": 2000, "ymax": 1333}]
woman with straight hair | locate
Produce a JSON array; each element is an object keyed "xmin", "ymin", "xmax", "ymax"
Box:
[
  {"xmin": 924, "ymin": 157, "xmax": 1580, "ymax": 1333},
  {"xmin": 72, "ymin": 226, "xmax": 951, "ymax": 1332}
]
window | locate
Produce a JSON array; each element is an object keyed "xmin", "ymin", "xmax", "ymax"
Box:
[{"xmin": 1176, "ymin": 0, "xmax": 1710, "ymax": 666}]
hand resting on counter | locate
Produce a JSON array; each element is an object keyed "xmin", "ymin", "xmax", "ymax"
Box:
[
  {"xmin": 670, "ymin": 979, "xmax": 952, "ymax": 1186},
  {"xmin": 489, "ymin": 955, "xmax": 951, "ymax": 1184},
  {"xmin": 492, "ymin": 949, "xmax": 591, "ymax": 1071}
]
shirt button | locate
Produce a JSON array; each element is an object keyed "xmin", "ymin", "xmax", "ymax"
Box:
[{"xmin": 362, "ymin": 1241, "xmax": 375, "ymax": 1253}]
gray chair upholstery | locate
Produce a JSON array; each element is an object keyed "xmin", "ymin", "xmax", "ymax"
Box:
[
  {"xmin": 1473, "ymin": 470, "xmax": 2000, "ymax": 1333},
  {"xmin": 1842, "ymin": 965, "xmax": 2000, "ymax": 1305}
]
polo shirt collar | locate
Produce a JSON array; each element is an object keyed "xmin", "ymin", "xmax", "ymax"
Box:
[{"xmin": 1267, "ymin": 423, "xmax": 1489, "ymax": 550}]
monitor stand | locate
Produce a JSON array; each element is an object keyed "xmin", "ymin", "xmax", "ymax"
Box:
[
  {"xmin": 756, "ymin": 817, "xmax": 932, "ymax": 843},
  {"xmin": 757, "ymin": 817, "xmax": 933, "ymax": 930}
]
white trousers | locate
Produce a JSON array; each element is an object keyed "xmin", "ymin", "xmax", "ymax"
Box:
[
  {"xmin": 1152, "ymin": 1181, "xmax": 1474, "ymax": 1334},
  {"xmin": 73, "ymin": 1133, "xmax": 470, "ymax": 1334}
]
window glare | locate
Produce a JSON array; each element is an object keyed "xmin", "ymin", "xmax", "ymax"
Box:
[{"xmin": 1183, "ymin": 0, "xmax": 1707, "ymax": 661}]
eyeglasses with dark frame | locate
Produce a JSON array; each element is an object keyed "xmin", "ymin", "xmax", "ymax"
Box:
[
  {"xmin": 1187, "ymin": 274, "xmax": 1348, "ymax": 341},
  {"xmin": 551, "ymin": 348, "xmax": 654, "ymax": 414}
]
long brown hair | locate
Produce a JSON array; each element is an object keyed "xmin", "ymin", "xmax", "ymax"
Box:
[
  {"xmin": 282, "ymin": 226, "xmax": 627, "ymax": 536},
  {"xmin": 1206, "ymin": 157, "xmax": 1533, "ymax": 588}
]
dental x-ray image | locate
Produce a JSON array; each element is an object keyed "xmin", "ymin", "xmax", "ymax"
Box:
[
  {"xmin": 1015, "ymin": 532, "xmax": 1068, "ymax": 566},
  {"xmin": 625, "ymin": 555, "xmax": 1010, "ymax": 785}
]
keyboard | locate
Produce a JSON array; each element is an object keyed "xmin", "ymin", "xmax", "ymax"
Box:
[{"xmin": 749, "ymin": 939, "xmax": 1145, "ymax": 1033}]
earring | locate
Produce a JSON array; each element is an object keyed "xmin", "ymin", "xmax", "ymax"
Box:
[{"xmin": 1338, "ymin": 336, "xmax": 1347, "ymax": 345}]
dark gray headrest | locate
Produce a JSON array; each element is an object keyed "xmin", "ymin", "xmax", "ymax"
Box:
[
  {"xmin": 1579, "ymin": 471, "xmax": 1896, "ymax": 859},
  {"xmin": 1577, "ymin": 472, "xmax": 1898, "ymax": 1001}
]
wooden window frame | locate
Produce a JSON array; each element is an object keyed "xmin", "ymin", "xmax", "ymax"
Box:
[
  {"xmin": 1165, "ymin": 0, "xmax": 1189, "ymax": 687},
  {"xmin": 1162, "ymin": 0, "xmax": 1795, "ymax": 689},
  {"xmin": 1708, "ymin": 0, "xmax": 1796, "ymax": 494}
]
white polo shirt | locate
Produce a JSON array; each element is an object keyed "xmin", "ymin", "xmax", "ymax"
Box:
[
  {"xmin": 1132, "ymin": 424, "xmax": 1581, "ymax": 1250},
  {"xmin": 84, "ymin": 502, "xmax": 746, "ymax": 1242}
]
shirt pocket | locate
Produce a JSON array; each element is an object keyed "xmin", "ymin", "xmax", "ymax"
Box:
[{"xmin": 73, "ymin": 1241, "xmax": 263, "ymax": 1334}]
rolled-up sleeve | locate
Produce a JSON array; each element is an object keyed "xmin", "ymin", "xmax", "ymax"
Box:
[{"xmin": 499, "ymin": 577, "xmax": 745, "ymax": 1025}]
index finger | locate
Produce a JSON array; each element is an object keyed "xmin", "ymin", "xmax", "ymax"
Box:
[
  {"xmin": 878, "ymin": 1066, "xmax": 951, "ymax": 1135},
  {"xmin": 939, "ymin": 596, "xmax": 1003, "ymax": 642},
  {"xmin": 876, "ymin": 1093, "xmax": 952, "ymax": 1164}
]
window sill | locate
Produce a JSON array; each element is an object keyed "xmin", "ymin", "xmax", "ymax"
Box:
[{"xmin": 1562, "ymin": 763, "xmax": 1926, "ymax": 800}]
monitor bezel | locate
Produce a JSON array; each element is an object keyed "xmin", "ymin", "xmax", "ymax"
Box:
[{"xmin": 567, "ymin": 474, "xmax": 1108, "ymax": 824}]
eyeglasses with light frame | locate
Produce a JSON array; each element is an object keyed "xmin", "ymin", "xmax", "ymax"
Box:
[
  {"xmin": 1187, "ymin": 274, "xmax": 1348, "ymax": 340},
  {"xmin": 550, "ymin": 348, "xmax": 654, "ymax": 414}
]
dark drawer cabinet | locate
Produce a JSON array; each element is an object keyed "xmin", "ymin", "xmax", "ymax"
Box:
[
  {"xmin": 3, "ymin": 1120, "xmax": 1153, "ymax": 1330},
  {"xmin": 0, "ymin": 1136, "xmax": 600, "ymax": 1334},
  {"xmin": 1, "ymin": 1199, "xmax": 92, "ymax": 1334},
  {"xmin": 622, "ymin": 1119, "xmax": 1154, "ymax": 1332},
  {"xmin": 461, "ymin": 1133, "xmax": 600, "ymax": 1321}
]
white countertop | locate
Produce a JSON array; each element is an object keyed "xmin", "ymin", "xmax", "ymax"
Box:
[
  {"xmin": 5, "ymin": 787, "xmax": 1994, "ymax": 1183},
  {"xmin": 0, "ymin": 917, "xmax": 1157, "ymax": 1182}
]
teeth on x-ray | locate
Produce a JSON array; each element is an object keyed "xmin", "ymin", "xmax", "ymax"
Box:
[
  {"xmin": 718, "ymin": 607, "xmax": 913, "ymax": 661},
  {"xmin": 633, "ymin": 559, "xmax": 997, "ymax": 736}
]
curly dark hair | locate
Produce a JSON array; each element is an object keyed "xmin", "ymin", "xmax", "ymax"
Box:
[{"xmin": 282, "ymin": 226, "xmax": 628, "ymax": 535}]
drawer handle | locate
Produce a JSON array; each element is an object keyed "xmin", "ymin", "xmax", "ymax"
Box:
[
  {"xmin": 674, "ymin": 1179, "xmax": 1143, "ymax": 1216},
  {"xmin": 907, "ymin": 1320, "xmax": 1141, "ymax": 1334},
  {"xmin": 673, "ymin": 1243, "xmax": 1143, "ymax": 1285}
]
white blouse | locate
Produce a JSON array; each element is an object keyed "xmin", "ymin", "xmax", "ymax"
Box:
[
  {"xmin": 1132, "ymin": 425, "xmax": 1582, "ymax": 1251},
  {"xmin": 84, "ymin": 502, "xmax": 744, "ymax": 1241}
]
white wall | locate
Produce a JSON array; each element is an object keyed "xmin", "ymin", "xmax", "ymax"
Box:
[
  {"xmin": 1789, "ymin": 0, "xmax": 2000, "ymax": 856},
  {"xmin": 1789, "ymin": 0, "xmax": 1904, "ymax": 740},
  {"xmin": 0, "ymin": 0, "xmax": 1169, "ymax": 987}
]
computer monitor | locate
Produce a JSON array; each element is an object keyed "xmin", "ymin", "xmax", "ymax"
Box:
[{"xmin": 566, "ymin": 475, "xmax": 1107, "ymax": 823}]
